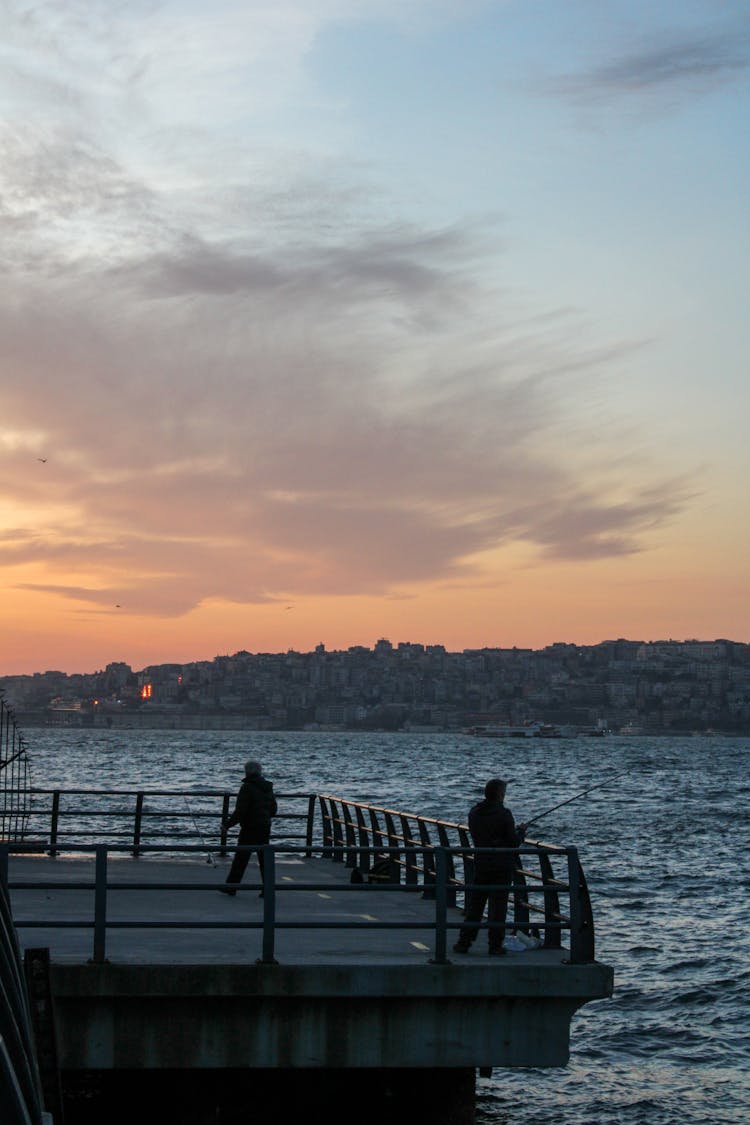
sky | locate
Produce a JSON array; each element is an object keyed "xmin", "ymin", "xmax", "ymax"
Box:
[{"xmin": 1, "ymin": 0, "xmax": 748, "ymax": 675}]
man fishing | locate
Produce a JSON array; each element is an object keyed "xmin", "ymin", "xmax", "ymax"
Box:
[
  {"xmin": 453, "ymin": 777, "xmax": 525, "ymax": 956},
  {"xmin": 219, "ymin": 760, "xmax": 278, "ymax": 897}
]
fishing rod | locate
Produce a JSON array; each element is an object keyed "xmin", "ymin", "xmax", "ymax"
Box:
[
  {"xmin": 523, "ymin": 768, "xmax": 631, "ymax": 832},
  {"xmin": 183, "ymin": 795, "xmax": 216, "ymax": 866}
]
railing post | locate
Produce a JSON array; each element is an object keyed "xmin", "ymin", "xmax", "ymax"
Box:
[
  {"xmin": 567, "ymin": 847, "xmax": 581, "ymax": 962},
  {"xmin": 417, "ymin": 820, "xmax": 436, "ymax": 899},
  {"xmin": 383, "ymin": 812, "xmax": 401, "ymax": 884},
  {"xmin": 435, "ymin": 823, "xmax": 457, "ymax": 905},
  {"xmin": 355, "ymin": 805, "xmax": 371, "ymax": 873},
  {"xmin": 566, "ymin": 847, "xmax": 594, "ymax": 963},
  {"xmin": 304, "ymin": 794, "xmax": 316, "ymax": 858},
  {"xmin": 457, "ymin": 827, "xmax": 472, "ymax": 912},
  {"xmin": 260, "ymin": 847, "xmax": 277, "ymax": 964},
  {"xmin": 92, "ymin": 846, "xmax": 108, "ymax": 964},
  {"xmin": 49, "ymin": 791, "xmax": 60, "ymax": 857},
  {"xmin": 0, "ymin": 843, "xmax": 8, "ymax": 887},
  {"xmin": 342, "ymin": 803, "xmax": 358, "ymax": 868},
  {"xmin": 401, "ymin": 817, "xmax": 418, "ymax": 886},
  {"xmin": 431, "ymin": 847, "xmax": 448, "ymax": 964},
  {"xmin": 330, "ymin": 799, "xmax": 344, "ymax": 863},
  {"xmin": 511, "ymin": 847, "xmax": 530, "ymax": 936},
  {"xmin": 536, "ymin": 848, "xmax": 561, "ymax": 949},
  {"xmin": 319, "ymin": 796, "xmax": 333, "ymax": 855},
  {"xmin": 220, "ymin": 794, "xmax": 231, "ymax": 856},
  {"xmin": 368, "ymin": 809, "xmax": 384, "ymax": 856},
  {"xmin": 132, "ymin": 792, "xmax": 144, "ymax": 857}
]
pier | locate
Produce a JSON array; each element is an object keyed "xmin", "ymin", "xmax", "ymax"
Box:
[{"xmin": 2, "ymin": 789, "xmax": 614, "ymax": 1124}]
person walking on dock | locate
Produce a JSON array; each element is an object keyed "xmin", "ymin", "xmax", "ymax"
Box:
[
  {"xmin": 220, "ymin": 760, "xmax": 278, "ymax": 896},
  {"xmin": 453, "ymin": 778, "xmax": 524, "ymax": 956}
]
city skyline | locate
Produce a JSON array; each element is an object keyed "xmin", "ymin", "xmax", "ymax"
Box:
[
  {"xmin": 5, "ymin": 636, "xmax": 748, "ymax": 736},
  {"xmin": 1, "ymin": 2, "xmax": 748, "ymax": 676}
]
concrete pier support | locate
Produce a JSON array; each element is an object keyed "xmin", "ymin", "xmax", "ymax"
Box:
[
  {"xmin": 61, "ymin": 1067, "xmax": 478, "ymax": 1125},
  {"xmin": 48, "ymin": 960, "xmax": 612, "ymax": 1124}
]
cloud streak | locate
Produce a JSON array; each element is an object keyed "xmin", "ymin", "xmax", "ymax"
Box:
[
  {"xmin": 553, "ymin": 27, "xmax": 750, "ymax": 105},
  {"xmin": 0, "ymin": 213, "xmax": 692, "ymax": 616}
]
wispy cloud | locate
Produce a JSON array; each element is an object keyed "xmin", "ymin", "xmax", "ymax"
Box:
[{"xmin": 554, "ymin": 28, "xmax": 750, "ymax": 105}]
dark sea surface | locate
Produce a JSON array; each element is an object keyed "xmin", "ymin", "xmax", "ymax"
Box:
[{"xmin": 27, "ymin": 729, "xmax": 750, "ymax": 1125}]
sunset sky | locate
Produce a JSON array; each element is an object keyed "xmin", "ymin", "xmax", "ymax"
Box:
[{"xmin": 1, "ymin": 0, "xmax": 748, "ymax": 675}]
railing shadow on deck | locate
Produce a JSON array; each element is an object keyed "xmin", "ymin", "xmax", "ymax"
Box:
[{"xmin": 3, "ymin": 788, "xmax": 596, "ymax": 966}]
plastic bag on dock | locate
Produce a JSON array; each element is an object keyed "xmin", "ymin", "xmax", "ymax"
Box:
[{"xmin": 505, "ymin": 931, "xmax": 542, "ymax": 951}]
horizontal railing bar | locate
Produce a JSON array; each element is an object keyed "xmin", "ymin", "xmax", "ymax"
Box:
[
  {"xmin": 34, "ymin": 830, "xmax": 308, "ymax": 840},
  {"xmin": 515, "ymin": 868, "xmax": 569, "ymax": 888},
  {"xmin": 517, "ymin": 899, "xmax": 571, "ymax": 923},
  {"xmin": 326, "ymin": 818, "xmax": 416, "ymax": 846},
  {"xmin": 12, "ymin": 919, "xmax": 471, "ymax": 931},
  {"xmin": 31, "ymin": 807, "xmax": 305, "ymax": 820},
  {"xmin": 8, "ymin": 883, "xmax": 543, "ymax": 896},
  {"xmin": 3, "ymin": 843, "xmax": 555, "ymax": 860},
  {"xmin": 29, "ymin": 788, "xmax": 310, "ymax": 797},
  {"xmin": 8, "ymin": 880, "xmax": 445, "ymax": 892}
]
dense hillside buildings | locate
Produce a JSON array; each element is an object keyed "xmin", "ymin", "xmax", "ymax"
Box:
[{"xmin": 3, "ymin": 638, "xmax": 749, "ymax": 734}]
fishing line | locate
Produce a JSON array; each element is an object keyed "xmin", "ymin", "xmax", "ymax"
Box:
[
  {"xmin": 183, "ymin": 795, "xmax": 216, "ymax": 866},
  {"xmin": 524, "ymin": 768, "xmax": 631, "ymax": 831}
]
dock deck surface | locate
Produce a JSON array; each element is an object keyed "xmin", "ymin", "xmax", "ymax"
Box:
[{"xmin": 8, "ymin": 852, "xmax": 570, "ymax": 969}]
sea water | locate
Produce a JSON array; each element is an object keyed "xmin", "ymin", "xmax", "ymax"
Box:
[{"xmin": 25, "ymin": 728, "xmax": 750, "ymax": 1124}]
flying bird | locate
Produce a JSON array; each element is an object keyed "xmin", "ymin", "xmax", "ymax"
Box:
[{"xmin": 37, "ymin": 458, "xmax": 47, "ymax": 463}]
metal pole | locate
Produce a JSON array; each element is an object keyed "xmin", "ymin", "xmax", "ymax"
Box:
[
  {"xmin": 305, "ymin": 794, "xmax": 315, "ymax": 858},
  {"xmin": 260, "ymin": 847, "xmax": 277, "ymax": 964},
  {"xmin": 432, "ymin": 847, "xmax": 448, "ymax": 964},
  {"xmin": 133, "ymin": 792, "xmax": 144, "ymax": 857},
  {"xmin": 567, "ymin": 847, "xmax": 582, "ymax": 964},
  {"xmin": 220, "ymin": 794, "xmax": 231, "ymax": 856},
  {"xmin": 49, "ymin": 791, "xmax": 61, "ymax": 857},
  {"xmin": 92, "ymin": 846, "xmax": 107, "ymax": 964}
]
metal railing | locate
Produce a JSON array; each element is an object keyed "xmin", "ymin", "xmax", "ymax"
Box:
[
  {"xmin": 1, "ymin": 697, "xmax": 32, "ymax": 843},
  {"xmin": 24, "ymin": 787, "xmax": 311, "ymax": 856},
  {"xmin": 0, "ymin": 868, "xmax": 46, "ymax": 1125},
  {"xmin": 314, "ymin": 794, "xmax": 595, "ymax": 963},
  {"xmin": 7, "ymin": 789, "xmax": 596, "ymax": 964}
]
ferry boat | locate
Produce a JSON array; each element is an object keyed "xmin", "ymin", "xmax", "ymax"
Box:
[{"xmin": 465, "ymin": 721, "xmax": 570, "ymax": 739}]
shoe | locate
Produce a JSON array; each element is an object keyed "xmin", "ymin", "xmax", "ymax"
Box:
[
  {"xmin": 453, "ymin": 942, "xmax": 470, "ymax": 954},
  {"xmin": 219, "ymin": 887, "xmax": 236, "ymax": 896},
  {"xmin": 488, "ymin": 947, "xmax": 506, "ymax": 956},
  {"xmin": 258, "ymin": 892, "xmax": 264, "ymax": 899}
]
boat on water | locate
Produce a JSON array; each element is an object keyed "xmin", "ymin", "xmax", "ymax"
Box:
[
  {"xmin": 465, "ymin": 722, "xmax": 610, "ymax": 739},
  {"xmin": 465, "ymin": 722, "xmax": 571, "ymax": 739}
]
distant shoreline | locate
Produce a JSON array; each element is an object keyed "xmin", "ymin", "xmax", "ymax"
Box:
[{"xmin": 17, "ymin": 713, "xmax": 748, "ymax": 736}]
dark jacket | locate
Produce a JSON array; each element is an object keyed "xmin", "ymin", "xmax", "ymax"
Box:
[
  {"xmin": 468, "ymin": 798, "xmax": 518, "ymax": 873},
  {"xmin": 227, "ymin": 774, "xmax": 278, "ymax": 831}
]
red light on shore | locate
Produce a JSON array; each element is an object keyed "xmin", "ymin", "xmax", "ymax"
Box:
[{"xmin": 141, "ymin": 683, "xmax": 153, "ymax": 699}]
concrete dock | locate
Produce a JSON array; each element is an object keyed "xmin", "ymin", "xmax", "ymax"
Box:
[{"xmin": 5, "ymin": 835, "xmax": 614, "ymax": 1124}]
